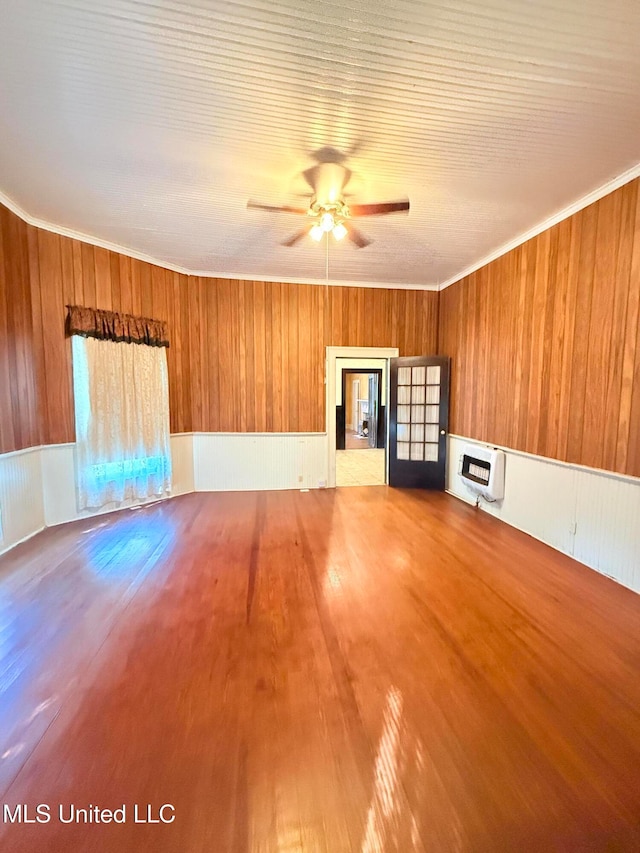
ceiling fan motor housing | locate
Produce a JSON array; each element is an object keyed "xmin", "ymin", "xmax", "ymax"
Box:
[{"xmin": 308, "ymin": 197, "xmax": 350, "ymax": 219}]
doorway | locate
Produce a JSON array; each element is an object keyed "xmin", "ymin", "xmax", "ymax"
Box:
[
  {"xmin": 326, "ymin": 346, "xmax": 400, "ymax": 489},
  {"xmin": 337, "ymin": 368, "xmax": 384, "ymax": 450},
  {"xmin": 336, "ymin": 366, "xmax": 385, "ymax": 487}
]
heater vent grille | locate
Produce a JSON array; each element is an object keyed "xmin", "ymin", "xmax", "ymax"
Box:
[
  {"xmin": 459, "ymin": 445, "xmax": 505, "ymax": 501},
  {"xmin": 467, "ymin": 461, "xmax": 490, "ymax": 483}
]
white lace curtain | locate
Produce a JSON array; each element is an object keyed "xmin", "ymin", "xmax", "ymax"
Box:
[{"xmin": 72, "ymin": 335, "xmax": 172, "ymax": 510}]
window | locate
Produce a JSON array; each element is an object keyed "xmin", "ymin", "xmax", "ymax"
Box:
[{"xmin": 72, "ymin": 335, "xmax": 172, "ymax": 510}]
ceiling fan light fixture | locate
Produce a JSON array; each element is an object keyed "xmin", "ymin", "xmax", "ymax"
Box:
[
  {"xmin": 253, "ymin": 168, "xmax": 407, "ymax": 250},
  {"xmin": 320, "ymin": 212, "xmax": 335, "ymax": 232},
  {"xmin": 332, "ymin": 222, "xmax": 347, "ymax": 241}
]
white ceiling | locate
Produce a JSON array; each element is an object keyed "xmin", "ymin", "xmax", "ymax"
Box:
[{"xmin": 1, "ymin": 0, "xmax": 640, "ymax": 288}]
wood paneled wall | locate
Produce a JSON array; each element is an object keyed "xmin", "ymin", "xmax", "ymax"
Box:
[
  {"xmin": 0, "ymin": 206, "xmax": 39, "ymax": 452},
  {"xmin": 0, "ymin": 202, "xmax": 439, "ymax": 452},
  {"xmin": 439, "ymin": 179, "xmax": 640, "ymax": 478},
  {"xmin": 4, "ymin": 172, "xmax": 640, "ymax": 478}
]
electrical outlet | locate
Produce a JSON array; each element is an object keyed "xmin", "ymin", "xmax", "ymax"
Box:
[
  {"xmin": 298, "ymin": 475, "xmax": 303, "ymax": 483},
  {"xmin": 569, "ymin": 522, "xmax": 577, "ymax": 535}
]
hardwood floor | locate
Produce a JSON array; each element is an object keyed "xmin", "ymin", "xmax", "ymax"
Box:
[
  {"xmin": 345, "ymin": 430, "xmax": 370, "ymax": 450},
  {"xmin": 0, "ymin": 489, "xmax": 639, "ymax": 852}
]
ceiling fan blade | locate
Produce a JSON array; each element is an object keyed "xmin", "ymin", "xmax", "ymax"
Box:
[
  {"xmin": 337, "ymin": 166, "xmax": 352, "ymax": 193},
  {"xmin": 302, "ymin": 165, "xmax": 321, "ymax": 192},
  {"xmin": 247, "ymin": 200, "xmax": 308, "ymax": 215},
  {"xmin": 349, "ymin": 199, "xmax": 410, "ymax": 217},
  {"xmin": 348, "ymin": 225, "xmax": 371, "ymax": 248},
  {"xmin": 282, "ymin": 227, "xmax": 310, "ymax": 247}
]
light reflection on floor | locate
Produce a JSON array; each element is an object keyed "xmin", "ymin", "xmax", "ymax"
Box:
[
  {"xmin": 361, "ymin": 686, "xmax": 415, "ymax": 852},
  {"xmin": 82, "ymin": 511, "xmax": 177, "ymax": 582}
]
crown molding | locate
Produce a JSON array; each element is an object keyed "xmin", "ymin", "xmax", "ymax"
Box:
[
  {"xmin": 438, "ymin": 161, "xmax": 640, "ymax": 290},
  {"xmin": 0, "ymin": 188, "xmax": 438, "ymax": 292},
  {"xmin": 0, "ymin": 188, "xmax": 195, "ymax": 276},
  {"xmin": 6, "ymin": 157, "xmax": 638, "ymax": 295},
  {"xmin": 183, "ymin": 272, "xmax": 439, "ymax": 291}
]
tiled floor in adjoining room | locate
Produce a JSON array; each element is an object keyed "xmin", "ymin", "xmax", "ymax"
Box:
[{"xmin": 336, "ymin": 448, "xmax": 386, "ymax": 486}]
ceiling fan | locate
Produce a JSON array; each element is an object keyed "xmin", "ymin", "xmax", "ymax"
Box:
[{"xmin": 247, "ymin": 161, "xmax": 409, "ymax": 248}]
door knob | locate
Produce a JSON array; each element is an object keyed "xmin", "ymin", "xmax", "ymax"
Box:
[{"xmin": 440, "ymin": 430, "xmax": 446, "ymax": 435}]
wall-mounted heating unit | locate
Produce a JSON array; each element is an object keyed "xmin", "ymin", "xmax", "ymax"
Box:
[{"xmin": 458, "ymin": 445, "xmax": 505, "ymax": 501}]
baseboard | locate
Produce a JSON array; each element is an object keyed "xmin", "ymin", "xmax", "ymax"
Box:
[{"xmin": 0, "ymin": 525, "xmax": 46, "ymax": 558}]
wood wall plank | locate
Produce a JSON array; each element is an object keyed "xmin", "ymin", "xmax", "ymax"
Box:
[
  {"xmin": 439, "ymin": 179, "xmax": 640, "ymax": 479},
  {"xmin": 0, "ymin": 208, "xmax": 25, "ymax": 451},
  {"xmin": 206, "ymin": 280, "xmax": 219, "ymax": 433},
  {"xmin": 566, "ymin": 205, "xmax": 597, "ymax": 465},
  {"xmin": 36, "ymin": 230, "xmax": 75, "ymax": 445},
  {"xmin": 3, "ymin": 212, "xmax": 39, "ymax": 451},
  {"xmin": 617, "ymin": 189, "xmax": 640, "ymax": 473},
  {"xmin": 603, "ymin": 189, "xmax": 635, "ymax": 472}
]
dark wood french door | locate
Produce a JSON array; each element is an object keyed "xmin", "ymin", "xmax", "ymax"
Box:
[{"xmin": 389, "ymin": 356, "xmax": 450, "ymax": 489}]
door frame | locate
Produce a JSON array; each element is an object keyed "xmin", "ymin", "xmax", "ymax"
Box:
[
  {"xmin": 337, "ymin": 368, "xmax": 384, "ymax": 449},
  {"xmin": 326, "ymin": 346, "xmax": 399, "ymax": 488}
]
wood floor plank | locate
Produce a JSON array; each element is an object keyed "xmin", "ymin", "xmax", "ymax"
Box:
[{"xmin": 0, "ymin": 489, "xmax": 639, "ymax": 852}]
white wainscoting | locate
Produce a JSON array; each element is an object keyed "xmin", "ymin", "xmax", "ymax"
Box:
[
  {"xmin": 41, "ymin": 434, "xmax": 196, "ymax": 528},
  {"xmin": 194, "ymin": 433, "xmax": 328, "ymax": 492},
  {"xmin": 447, "ymin": 435, "xmax": 640, "ymax": 594},
  {"xmin": 0, "ymin": 434, "xmax": 195, "ymax": 554},
  {"xmin": 169, "ymin": 433, "xmax": 195, "ymax": 496},
  {"xmin": 0, "ymin": 447, "xmax": 46, "ymax": 555}
]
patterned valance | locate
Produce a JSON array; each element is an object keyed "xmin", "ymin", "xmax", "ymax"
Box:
[{"xmin": 66, "ymin": 305, "xmax": 169, "ymax": 348}]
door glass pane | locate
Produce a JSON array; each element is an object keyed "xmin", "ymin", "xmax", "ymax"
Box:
[
  {"xmin": 410, "ymin": 442, "xmax": 424, "ymax": 461},
  {"xmin": 398, "ymin": 405, "xmax": 410, "ymax": 423},
  {"xmin": 412, "ymin": 423, "xmax": 424, "ymax": 442},
  {"xmin": 398, "ymin": 367, "xmax": 411, "ymax": 385},
  {"xmin": 398, "ymin": 386, "xmax": 411, "ymax": 404},
  {"xmin": 411, "ymin": 405, "xmax": 425, "ymax": 423},
  {"xmin": 397, "ymin": 442, "xmax": 410, "ymax": 460},
  {"xmin": 425, "ymin": 424, "xmax": 439, "ymax": 442},
  {"xmin": 426, "ymin": 365, "xmax": 441, "ymax": 385},
  {"xmin": 425, "ymin": 405, "xmax": 439, "ymax": 423},
  {"xmin": 412, "ymin": 366, "xmax": 426, "ymax": 385},
  {"xmin": 426, "ymin": 386, "xmax": 440, "ymax": 405},
  {"xmin": 425, "ymin": 443, "xmax": 439, "ymax": 462},
  {"xmin": 397, "ymin": 424, "xmax": 410, "ymax": 441},
  {"xmin": 411, "ymin": 385, "xmax": 425, "ymax": 404}
]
